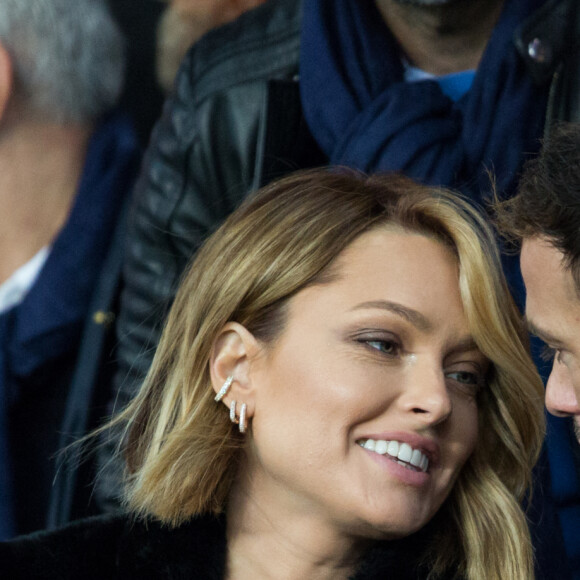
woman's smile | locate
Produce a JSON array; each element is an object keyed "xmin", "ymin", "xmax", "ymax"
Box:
[{"xmin": 358, "ymin": 436, "xmax": 434, "ymax": 474}]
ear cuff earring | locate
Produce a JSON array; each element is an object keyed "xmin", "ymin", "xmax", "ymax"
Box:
[
  {"xmin": 214, "ymin": 376, "xmax": 247, "ymax": 434},
  {"xmin": 214, "ymin": 375, "xmax": 234, "ymax": 402},
  {"xmin": 229, "ymin": 401, "xmax": 247, "ymax": 434}
]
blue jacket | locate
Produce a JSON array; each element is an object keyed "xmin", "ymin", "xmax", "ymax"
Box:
[{"xmin": 0, "ymin": 112, "xmax": 140, "ymax": 538}]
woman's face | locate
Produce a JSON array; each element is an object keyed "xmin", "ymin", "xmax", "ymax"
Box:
[{"xmin": 245, "ymin": 227, "xmax": 485, "ymax": 540}]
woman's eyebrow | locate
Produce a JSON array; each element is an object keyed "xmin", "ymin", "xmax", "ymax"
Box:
[
  {"xmin": 353, "ymin": 300, "xmax": 481, "ymax": 355},
  {"xmin": 352, "ymin": 300, "xmax": 432, "ymax": 332}
]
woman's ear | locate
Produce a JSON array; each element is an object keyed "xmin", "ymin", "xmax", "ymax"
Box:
[{"xmin": 209, "ymin": 322, "xmax": 261, "ymax": 418}]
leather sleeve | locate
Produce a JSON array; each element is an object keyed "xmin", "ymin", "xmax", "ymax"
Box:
[{"xmin": 95, "ymin": 0, "xmax": 302, "ymax": 510}]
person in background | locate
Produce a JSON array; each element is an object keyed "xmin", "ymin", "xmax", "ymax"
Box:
[
  {"xmin": 1, "ymin": 170, "xmax": 545, "ymax": 580},
  {"xmin": 156, "ymin": 0, "xmax": 267, "ymax": 93},
  {"xmin": 92, "ymin": 0, "xmax": 578, "ymax": 576},
  {"xmin": 496, "ymin": 122, "xmax": 580, "ymax": 573},
  {"xmin": 0, "ymin": 0, "xmax": 140, "ymax": 538}
]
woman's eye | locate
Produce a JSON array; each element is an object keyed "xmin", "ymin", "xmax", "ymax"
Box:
[
  {"xmin": 364, "ymin": 339, "xmax": 399, "ymax": 356},
  {"xmin": 446, "ymin": 370, "xmax": 481, "ymax": 386}
]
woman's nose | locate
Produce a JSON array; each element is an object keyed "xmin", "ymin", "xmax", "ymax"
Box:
[{"xmin": 398, "ymin": 361, "xmax": 452, "ymax": 426}]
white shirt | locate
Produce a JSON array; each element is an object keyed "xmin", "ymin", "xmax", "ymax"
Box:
[{"xmin": 0, "ymin": 247, "xmax": 50, "ymax": 314}]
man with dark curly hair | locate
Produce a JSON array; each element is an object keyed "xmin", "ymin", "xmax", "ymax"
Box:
[
  {"xmin": 496, "ymin": 123, "xmax": 580, "ymax": 577},
  {"xmin": 498, "ymin": 123, "xmax": 580, "ymax": 445}
]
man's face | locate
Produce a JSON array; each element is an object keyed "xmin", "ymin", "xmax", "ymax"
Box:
[{"xmin": 521, "ymin": 236, "xmax": 580, "ymax": 443}]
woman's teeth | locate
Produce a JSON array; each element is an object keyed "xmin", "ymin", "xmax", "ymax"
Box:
[{"xmin": 358, "ymin": 439, "xmax": 429, "ymax": 473}]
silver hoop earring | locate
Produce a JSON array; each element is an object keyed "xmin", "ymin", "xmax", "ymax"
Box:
[
  {"xmin": 230, "ymin": 400, "xmax": 237, "ymax": 423},
  {"xmin": 214, "ymin": 375, "xmax": 234, "ymax": 402},
  {"xmin": 239, "ymin": 403, "xmax": 247, "ymax": 434}
]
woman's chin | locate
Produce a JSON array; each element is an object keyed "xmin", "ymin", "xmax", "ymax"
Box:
[{"xmin": 340, "ymin": 505, "xmax": 435, "ymax": 543}]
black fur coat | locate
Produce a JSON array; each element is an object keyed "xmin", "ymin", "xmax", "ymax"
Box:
[{"xmin": 0, "ymin": 512, "xmax": 435, "ymax": 579}]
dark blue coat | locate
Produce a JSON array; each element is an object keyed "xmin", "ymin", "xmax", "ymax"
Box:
[{"xmin": 0, "ymin": 112, "xmax": 139, "ymax": 538}]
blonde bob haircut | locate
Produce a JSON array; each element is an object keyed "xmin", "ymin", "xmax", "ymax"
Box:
[{"xmin": 118, "ymin": 169, "xmax": 544, "ymax": 580}]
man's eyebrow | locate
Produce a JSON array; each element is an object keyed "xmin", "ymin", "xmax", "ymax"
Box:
[
  {"xmin": 352, "ymin": 300, "xmax": 432, "ymax": 332},
  {"xmin": 525, "ymin": 318, "xmax": 565, "ymax": 347}
]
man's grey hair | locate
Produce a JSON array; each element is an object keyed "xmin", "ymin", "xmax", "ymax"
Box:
[{"xmin": 0, "ymin": 0, "xmax": 125, "ymax": 124}]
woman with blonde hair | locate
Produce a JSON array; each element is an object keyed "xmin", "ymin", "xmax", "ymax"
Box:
[{"xmin": 1, "ymin": 169, "xmax": 543, "ymax": 579}]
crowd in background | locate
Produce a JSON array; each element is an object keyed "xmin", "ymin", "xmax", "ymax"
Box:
[{"xmin": 0, "ymin": 0, "xmax": 578, "ymax": 579}]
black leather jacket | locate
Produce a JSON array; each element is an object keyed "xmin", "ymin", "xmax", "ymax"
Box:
[
  {"xmin": 116, "ymin": 0, "xmax": 305, "ymax": 395},
  {"xmin": 92, "ymin": 0, "xmax": 314, "ymax": 511}
]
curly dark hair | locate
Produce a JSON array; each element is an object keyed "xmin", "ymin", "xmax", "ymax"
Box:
[{"xmin": 495, "ymin": 122, "xmax": 580, "ymax": 290}]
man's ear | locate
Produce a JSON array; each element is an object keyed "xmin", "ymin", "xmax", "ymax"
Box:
[
  {"xmin": 209, "ymin": 322, "xmax": 261, "ymax": 416},
  {"xmin": 0, "ymin": 42, "xmax": 13, "ymax": 122}
]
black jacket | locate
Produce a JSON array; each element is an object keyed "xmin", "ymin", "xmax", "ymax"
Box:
[
  {"xmin": 91, "ymin": 0, "xmax": 324, "ymax": 514},
  {"xmin": 0, "ymin": 512, "xmax": 434, "ymax": 579}
]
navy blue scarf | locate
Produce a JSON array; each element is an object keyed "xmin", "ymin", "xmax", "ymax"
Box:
[{"xmin": 300, "ymin": 0, "xmax": 548, "ymax": 206}]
